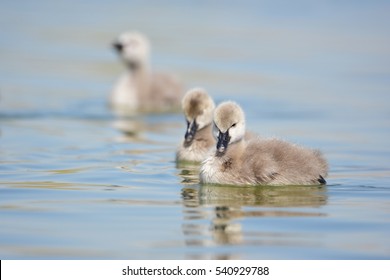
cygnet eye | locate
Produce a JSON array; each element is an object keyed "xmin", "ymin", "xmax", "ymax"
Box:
[{"xmin": 231, "ymin": 123, "xmax": 237, "ymax": 128}]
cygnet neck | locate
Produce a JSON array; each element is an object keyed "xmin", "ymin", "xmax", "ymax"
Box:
[
  {"xmin": 127, "ymin": 62, "xmax": 151, "ymax": 99},
  {"xmin": 216, "ymin": 136, "xmax": 246, "ymax": 157}
]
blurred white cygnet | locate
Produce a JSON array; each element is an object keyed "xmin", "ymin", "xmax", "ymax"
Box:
[{"xmin": 110, "ymin": 31, "xmax": 182, "ymax": 115}]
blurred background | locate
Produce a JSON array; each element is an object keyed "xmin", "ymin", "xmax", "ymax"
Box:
[{"xmin": 0, "ymin": 0, "xmax": 389, "ymax": 259}]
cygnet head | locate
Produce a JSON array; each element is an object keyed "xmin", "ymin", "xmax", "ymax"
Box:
[
  {"xmin": 112, "ymin": 31, "xmax": 150, "ymax": 70},
  {"xmin": 182, "ymin": 88, "xmax": 215, "ymax": 145},
  {"xmin": 213, "ymin": 101, "xmax": 246, "ymax": 155}
]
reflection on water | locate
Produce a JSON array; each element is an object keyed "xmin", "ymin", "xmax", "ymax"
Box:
[
  {"xmin": 176, "ymin": 161, "xmax": 200, "ymax": 185},
  {"xmin": 196, "ymin": 184, "xmax": 327, "ymax": 208},
  {"xmin": 112, "ymin": 114, "xmax": 182, "ymax": 143},
  {"xmin": 178, "ymin": 163, "xmax": 327, "ymax": 256}
]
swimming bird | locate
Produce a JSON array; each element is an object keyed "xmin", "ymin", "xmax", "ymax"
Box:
[
  {"xmin": 176, "ymin": 88, "xmax": 216, "ymax": 162},
  {"xmin": 200, "ymin": 101, "xmax": 328, "ymax": 186},
  {"xmin": 110, "ymin": 31, "xmax": 182, "ymax": 115}
]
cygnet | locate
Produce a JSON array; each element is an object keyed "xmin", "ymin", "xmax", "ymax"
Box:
[
  {"xmin": 110, "ymin": 31, "xmax": 182, "ymax": 115},
  {"xmin": 176, "ymin": 88, "xmax": 216, "ymax": 162},
  {"xmin": 200, "ymin": 101, "xmax": 328, "ymax": 186}
]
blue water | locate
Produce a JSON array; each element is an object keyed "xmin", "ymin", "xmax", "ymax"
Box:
[{"xmin": 1, "ymin": 0, "xmax": 389, "ymax": 259}]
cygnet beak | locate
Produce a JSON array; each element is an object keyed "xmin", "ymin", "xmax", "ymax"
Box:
[
  {"xmin": 216, "ymin": 130, "xmax": 230, "ymax": 155},
  {"xmin": 113, "ymin": 42, "xmax": 123, "ymax": 52},
  {"xmin": 184, "ymin": 120, "xmax": 198, "ymax": 144}
]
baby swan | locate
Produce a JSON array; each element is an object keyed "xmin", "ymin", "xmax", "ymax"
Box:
[
  {"xmin": 200, "ymin": 101, "xmax": 328, "ymax": 186},
  {"xmin": 176, "ymin": 88, "xmax": 216, "ymax": 163},
  {"xmin": 110, "ymin": 31, "xmax": 182, "ymax": 115}
]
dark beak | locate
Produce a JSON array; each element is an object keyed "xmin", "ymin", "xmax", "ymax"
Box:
[
  {"xmin": 113, "ymin": 42, "xmax": 123, "ymax": 52},
  {"xmin": 216, "ymin": 130, "xmax": 230, "ymax": 155},
  {"xmin": 184, "ymin": 120, "xmax": 198, "ymax": 145}
]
